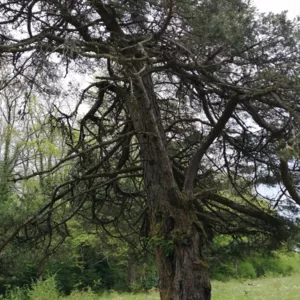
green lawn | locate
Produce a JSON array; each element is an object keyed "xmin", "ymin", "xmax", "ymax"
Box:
[
  {"xmin": 212, "ymin": 275, "xmax": 300, "ymax": 300},
  {"xmin": 96, "ymin": 275, "xmax": 300, "ymax": 300}
]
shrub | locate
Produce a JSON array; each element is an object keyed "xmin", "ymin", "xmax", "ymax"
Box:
[
  {"xmin": 237, "ymin": 261, "xmax": 256, "ymax": 279},
  {"xmin": 2, "ymin": 287, "xmax": 27, "ymax": 300},
  {"xmin": 27, "ymin": 276, "xmax": 60, "ymax": 300},
  {"xmin": 210, "ymin": 262, "xmax": 235, "ymax": 281}
]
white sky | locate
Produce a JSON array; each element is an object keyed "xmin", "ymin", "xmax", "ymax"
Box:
[{"xmin": 253, "ymin": 0, "xmax": 300, "ymax": 18}]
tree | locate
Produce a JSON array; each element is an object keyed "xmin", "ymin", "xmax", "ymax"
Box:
[
  {"xmin": 0, "ymin": 80, "xmax": 73, "ymax": 287},
  {"xmin": 0, "ymin": 1, "xmax": 300, "ymax": 299}
]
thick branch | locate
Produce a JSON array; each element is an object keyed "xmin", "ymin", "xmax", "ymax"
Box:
[
  {"xmin": 195, "ymin": 191, "xmax": 285, "ymax": 227},
  {"xmin": 89, "ymin": 0, "xmax": 124, "ymax": 35},
  {"xmin": 280, "ymin": 159, "xmax": 300, "ymax": 205},
  {"xmin": 183, "ymin": 97, "xmax": 238, "ymax": 194}
]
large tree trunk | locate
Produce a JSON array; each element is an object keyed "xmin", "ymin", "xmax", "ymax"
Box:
[
  {"xmin": 155, "ymin": 205, "xmax": 211, "ymax": 300},
  {"xmin": 124, "ymin": 69, "xmax": 211, "ymax": 299}
]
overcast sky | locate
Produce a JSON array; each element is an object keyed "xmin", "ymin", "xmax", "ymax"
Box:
[{"xmin": 253, "ymin": 0, "xmax": 300, "ymax": 18}]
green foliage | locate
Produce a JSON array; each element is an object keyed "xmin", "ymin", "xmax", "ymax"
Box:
[
  {"xmin": 27, "ymin": 277, "xmax": 60, "ymax": 300},
  {"xmin": 250, "ymin": 253, "xmax": 296, "ymax": 277},
  {"xmin": 210, "ymin": 252, "xmax": 300, "ymax": 281},
  {"xmin": 237, "ymin": 261, "xmax": 256, "ymax": 279},
  {"xmin": 1, "ymin": 277, "xmax": 59, "ymax": 300},
  {"xmin": 210, "ymin": 263, "xmax": 236, "ymax": 281},
  {"xmin": 178, "ymin": 0, "xmax": 256, "ymax": 49},
  {"xmin": 0, "ymin": 277, "xmax": 159, "ymax": 300}
]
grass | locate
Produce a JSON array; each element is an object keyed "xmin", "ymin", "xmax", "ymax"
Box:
[
  {"xmin": 61, "ymin": 290, "xmax": 160, "ymax": 300},
  {"xmin": 4, "ymin": 275, "xmax": 300, "ymax": 299},
  {"xmin": 212, "ymin": 275, "xmax": 300, "ymax": 300},
  {"xmin": 72, "ymin": 275, "xmax": 300, "ymax": 299}
]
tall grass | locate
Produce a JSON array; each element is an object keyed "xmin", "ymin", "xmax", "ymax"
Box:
[{"xmin": 0, "ymin": 277, "xmax": 160, "ymax": 300}]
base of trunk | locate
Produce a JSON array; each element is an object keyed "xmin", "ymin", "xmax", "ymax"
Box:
[
  {"xmin": 153, "ymin": 205, "xmax": 211, "ymax": 300},
  {"xmin": 157, "ymin": 245, "xmax": 211, "ymax": 300}
]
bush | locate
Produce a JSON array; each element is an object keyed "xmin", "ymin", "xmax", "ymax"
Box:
[
  {"xmin": 1, "ymin": 287, "xmax": 27, "ymax": 300},
  {"xmin": 210, "ymin": 262, "xmax": 235, "ymax": 281},
  {"xmin": 250, "ymin": 254, "xmax": 295, "ymax": 277},
  {"xmin": 237, "ymin": 261, "xmax": 256, "ymax": 279},
  {"xmin": 210, "ymin": 252, "xmax": 300, "ymax": 281},
  {"xmin": 27, "ymin": 276, "xmax": 60, "ymax": 300}
]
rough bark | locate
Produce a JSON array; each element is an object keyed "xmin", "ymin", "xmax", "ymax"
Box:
[
  {"xmin": 155, "ymin": 206, "xmax": 211, "ymax": 300},
  {"xmin": 124, "ymin": 69, "xmax": 211, "ymax": 300}
]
